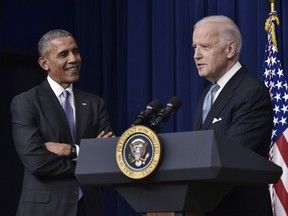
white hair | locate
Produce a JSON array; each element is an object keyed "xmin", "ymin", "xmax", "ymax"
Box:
[{"xmin": 194, "ymin": 15, "xmax": 242, "ymax": 54}]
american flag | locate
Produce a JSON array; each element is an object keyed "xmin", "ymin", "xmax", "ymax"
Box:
[{"xmin": 262, "ymin": 11, "xmax": 288, "ymax": 216}]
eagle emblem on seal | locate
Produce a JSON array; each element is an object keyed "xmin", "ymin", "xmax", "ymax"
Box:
[{"xmin": 129, "ymin": 138, "xmax": 150, "ymax": 167}]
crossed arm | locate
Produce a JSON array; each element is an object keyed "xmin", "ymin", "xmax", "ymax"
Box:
[{"xmin": 45, "ymin": 131, "xmax": 114, "ymax": 157}]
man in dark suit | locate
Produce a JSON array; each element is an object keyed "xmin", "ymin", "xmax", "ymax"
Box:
[
  {"xmin": 10, "ymin": 29, "xmax": 114, "ymax": 216},
  {"xmin": 191, "ymin": 15, "xmax": 274, "ymax": 216}
]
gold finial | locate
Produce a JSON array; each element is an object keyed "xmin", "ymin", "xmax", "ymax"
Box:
[{"xmin": 269, "ymin": 0, "xmax": 276, "ymax": 13}]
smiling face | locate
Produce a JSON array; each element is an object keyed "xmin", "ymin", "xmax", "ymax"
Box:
[
  {"xmin": 38, "ymin": 36, "xmax": 81, "ymax": 88},
  {"xmin": 192, "ymin": 22, "xmax": 233, "ymax": 83}
]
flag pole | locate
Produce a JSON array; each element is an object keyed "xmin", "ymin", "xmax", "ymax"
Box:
[
  {"xmin": 269, "ymin": 0, "xmax": 276, "ymax": 13},
  {"xmin": 265, "ymin": 0, "xmax": 279, "ymax": 52},
  {"xmin": 264, "ymin": 2, "xmax": 288, "ymax": 216}
]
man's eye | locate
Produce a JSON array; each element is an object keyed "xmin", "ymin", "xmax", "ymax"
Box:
[
  {"xmin": 58, "ymin": 52, "xmax": 67, "ymax": 57},
  {"xmin": 73, "ymin": 49, "xmax": 80, "ymax": 55}
]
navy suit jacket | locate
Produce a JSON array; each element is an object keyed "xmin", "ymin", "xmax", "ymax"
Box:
[
  {"xmin": 193, "ymin": 66, "xmax": 274, "ymax": 216},
  {"xmin": 11, "ymin": 79, "xmax": 113, "ymax": 216}
]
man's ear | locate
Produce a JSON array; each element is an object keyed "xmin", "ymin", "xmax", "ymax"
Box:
[
  {"xmin": 225, "ymin": 41, "xmax": 236, "ymax": 59},
  {"xmin": 38, "ymin": 57, "xmax": 49, "ymax": 71}
]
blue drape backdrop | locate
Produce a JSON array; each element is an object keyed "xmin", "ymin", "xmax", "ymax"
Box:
[
  {"xmin": 1, "ymin": 0, "xmax": 288, "ymax": 215},
  {"xmin": 73, "ymin": 0, "xmax": 288, "ymax": 136}
]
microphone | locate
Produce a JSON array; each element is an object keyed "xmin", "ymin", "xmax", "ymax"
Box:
[
  {"xmin": 131, "ymin": 99, "xmax": 163, "ymax": 126},
  {"xmin": 150, "ymin": 96, "xmax": 182, "ymax": 133}
]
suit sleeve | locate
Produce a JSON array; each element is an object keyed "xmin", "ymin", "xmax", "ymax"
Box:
[
  {"xmin": 225, "ymin": 86, "xmax": 273, "ymax": 157},
  {"xmin": 96, "ymin": 97, "xmax": 114, "ymax": 134},
  {"xmin": 10, "ymin": 93, "xmax": 76, "ymax": 178}
]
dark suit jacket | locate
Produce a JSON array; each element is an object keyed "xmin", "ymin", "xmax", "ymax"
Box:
[
  {"xmin": 193, "ymin": 66, "xmax": 274, "ymax": 216},
  {"xmin": 10, "ymin": 79, "xmax": 114, "ymax": 216}
]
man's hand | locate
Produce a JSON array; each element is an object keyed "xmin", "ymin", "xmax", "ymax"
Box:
[
  {"xmin": 45, "ymin": 142, "xmax": 71, "ymax": 157},
  {"xmin": 97, "ymin": 131, "xmax": 114, "ymax": 138}
]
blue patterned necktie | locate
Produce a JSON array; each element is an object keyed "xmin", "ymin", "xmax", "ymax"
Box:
[
  {"xmin": 61, "ymin": 90, "xmax": 76, "ymax": 142},
  {"xmin": 202, "ymin": 83, "xmax": 220, "ymax": 123}
]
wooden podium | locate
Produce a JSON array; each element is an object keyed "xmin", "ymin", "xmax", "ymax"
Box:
[{"xmin": 75, "ymin": 130, "xmax": 282, "ymax": 215}]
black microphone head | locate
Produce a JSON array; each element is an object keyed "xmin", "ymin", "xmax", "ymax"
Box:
[
  {"xmin": 132, "ymin": 99, "xmax": 163, "ymax": 126},
  {"xmin": 154, "ymin": 96, "xmax": 182, "ymax": 123},
  {"xmin": 167, "ymin": 96, "xmax": 182, "ymax": 111},
  {"xmin": 147, "ymin": 99, "xmax": 163, "ymax": 112},
  {"xmin": 150, "ymin": 96, "xmax": 182, "ymax": 133},
  {"xmin": 167, "ymin": 96, "xmax": 182, "ymax": 110}
]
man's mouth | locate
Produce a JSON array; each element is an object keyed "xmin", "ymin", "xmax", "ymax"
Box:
[
  {"xmin": 65, "ymin": 66, "xmax": 78, "ymax": 72},
  {"xmin": 197, "ymin": 63, "xmax": 205, "ymax": 69}
]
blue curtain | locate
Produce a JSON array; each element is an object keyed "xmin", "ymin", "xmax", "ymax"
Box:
[
  {"xmin": 71, "ymin": 0, "xmax": 288, "ymax": 215},
  {"xmin": 74, "ymin": 0, "xmax": 287, "ymax": 133}
]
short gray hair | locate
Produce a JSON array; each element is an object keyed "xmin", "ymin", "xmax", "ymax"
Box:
[
  {"xmin": 38, "ymin": 29, "xmax": 74, "ymax": 57},
  {"xmin": 194, "ymin": 15, "xmax": 242, "ymax": 54}
]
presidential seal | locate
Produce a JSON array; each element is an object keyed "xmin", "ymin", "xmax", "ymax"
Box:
[{"xmin": 116, "ymin": 125, "xmax": 161, "ymax": 179}]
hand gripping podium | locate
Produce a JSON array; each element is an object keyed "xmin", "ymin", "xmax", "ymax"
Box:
[{"xmin": 75, "ymin": 130, "xmax": 282, "ymax": 213}]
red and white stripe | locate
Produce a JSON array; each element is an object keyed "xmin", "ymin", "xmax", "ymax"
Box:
[{"xmin": 270, "ymin": 128, "xmax": 288, "ymax": 216}]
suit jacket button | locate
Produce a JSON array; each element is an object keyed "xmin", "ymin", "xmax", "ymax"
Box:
[{"xmin": 73, "ymin": 190, "xmax": 78, "ymax": 195}]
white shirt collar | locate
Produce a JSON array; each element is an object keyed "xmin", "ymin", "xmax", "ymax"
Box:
[
  {"xmin": 47, "ymin": 75, "xmax": 74, "ymax": 98},
  {"xmin": 212, "ymin": 61, "xmax": 241, "ymax": 102},
  {"xmin": 216, "ymin": 61, "xmax": 242, "ymax": 89}
]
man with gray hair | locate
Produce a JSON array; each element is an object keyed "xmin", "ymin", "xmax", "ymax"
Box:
[{"xmin": 191, "ymin": 15, "xmax": 273, "ymax": 216}]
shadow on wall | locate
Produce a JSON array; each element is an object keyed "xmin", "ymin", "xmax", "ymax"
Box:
[{"xmin": 1, "ymin": 47, "xmax": 45, "ymax": 215}]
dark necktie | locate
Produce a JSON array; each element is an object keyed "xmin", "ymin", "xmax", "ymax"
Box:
[
  {"xmin": 61, "ymin": 90, "xmax": 76, "ymax": 142},
  {"xmin": 202, "ymin": 83, "xmax": 220, "ymax": 123}
]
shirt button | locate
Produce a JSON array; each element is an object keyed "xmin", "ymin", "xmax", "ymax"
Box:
[{"xmin": 73, "ymin": 190, "xmax": 78, "ymax": 195}]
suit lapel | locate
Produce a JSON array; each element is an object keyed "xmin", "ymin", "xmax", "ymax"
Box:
[
  {"xmin": 38, "ymin": 80, "xmax": 75, "ymax": 143},
  {"xmin": 74, "ymin": 90, "xmax": 90, "ymax": 143},
  {"xmin": 201, "ymin": 89, "xmax": 233, "ymax": 129},
  {"xmin": 39, "ymin": 80, "xmax": 65, "ymax": 115},
  {"xmin": 194, "ymin": 87, "xmax": 209, "ymax": 130},
  {"xmin": 201, "ymin": 67, "xmax": 246, "ymax": 129},
  {"xmin": 34, "ymin": 80, "xmax": 73, "ymax": 143}
]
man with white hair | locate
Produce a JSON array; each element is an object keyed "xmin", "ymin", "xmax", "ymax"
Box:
[{"xmin": 191, "ymin": 15, "xmax": 273, "ymax": 216}]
